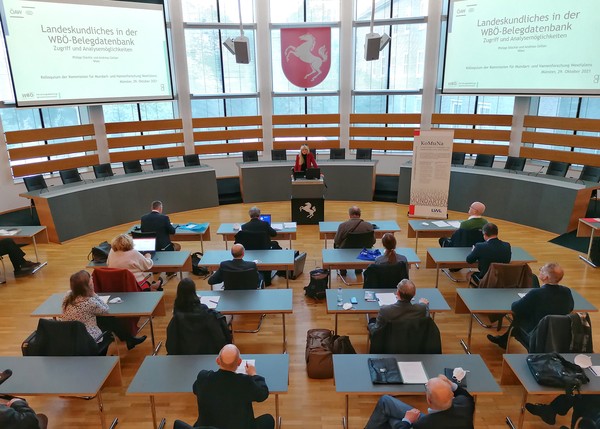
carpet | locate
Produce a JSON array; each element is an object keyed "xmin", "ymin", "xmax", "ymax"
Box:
[{"xmin": 548, "ymin": 230, "xmax": 589, "ymax": 253}]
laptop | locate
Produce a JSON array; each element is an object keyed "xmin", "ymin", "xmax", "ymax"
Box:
[
  {"xmin": 305, "ymin": 168, "xmax": 321, "ymax": 180},
  {"xmin": 259, "ymin": 214, "xmax": 272, "ymax": 224},
  {"xmin": 293, "ymin": 171, "xmax": 306, "ymax": 180},
  {"xmin": 133, "ymin": 237, "xmax": 157, "ymax": 255}
]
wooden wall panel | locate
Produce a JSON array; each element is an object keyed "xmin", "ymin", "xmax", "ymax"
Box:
[
  {"xmin": 194, "ymin": 142, "xmax": 263, "ymax": 155},
  {"xmin": 453, "ymin": 143, "xmax": 509, "ymax": 156},
  {"xmin": 105, "ymin": 119, "xmax": 183, "ymax": 134},
  {"xmin": 107, "ymin": 133, "xmax": 185, "ymax": 149},
  {"xmin": 349, "ymin": 140, "xmax": 413, "ymax": 151},
  {"xmin": 524, "ymin": 115, "xmax": 600, "ymax": 132},
  {"xmin": 519, "ymin": 147, "xmax": 600, "ymax": 167},
  {"xmin": 192, "ymin": 116, "xmax": 262, "ymax": 128},
  {"xmin": 9, "ymin": 140, "xmax": 97, "ymax": 160},
  {"xmin": 5, "ymin": 124, "xmax": 95, "ymax": 144},
  {"xmin": 272, "ymin": 114, "xmax": 339, "ymax": 125},
  {"xmin": 193, "ymin": 129, "xmax": 263, "ymax": 142},
  {"xmin": 272, "ymin": 127, "xmax": 340, "ymax": 138},
  {"xmin": 350, "ymin": 113, "xmax": 421, "ymax": 124},
  {"xmin": 108, "ymin": 147, "xmax": 185, "ymax": 163},
  {"xmin": 431, "ymin": 113, "xmax": 513, "ymax": 126},
  {"xmin": 272, "ymin": 140, "xmax": 340, "ymax": 150},
  {"xmin": 12, "ymin": 154, "xmax": 99, "ymax": 177}
]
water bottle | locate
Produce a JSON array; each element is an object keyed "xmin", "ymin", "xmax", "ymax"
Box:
[{"xmin": 337, "ymin": 286, "xmax": 343, "ymax": 306}]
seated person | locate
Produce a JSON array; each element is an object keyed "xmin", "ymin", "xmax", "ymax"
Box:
[
  {"xmin": 368, "ymin": 279, "xmax": 429, "ymax": 334},
  {"xmin": 166, "ymin": 278, "xmax": 232, "ymax": 355},
  {"xmin": 439, "ymin": 201, "xmax": 487, "ymax": 247},
  {"xmin": 140, "ymin": 200, "xmax": 180, "ymax": 251},
  {"xmin": 374, "ymin": 233, "xmax": 407, "ymax": 265},
  {"xmin": 0, "ymin": 238, "xmax": 40, "ymax": 277},
  {"xmin": 526, "ymin": 394, "xmax": 600, "ymax": 426},
  {"xmin": 207, "ymin": 244, "xmax": 263, "ymax": 289},
  {"xmin": 465, "ymin": 222, "xmax": 511, "ymax": 285},
  {"xmin": 293, "ymin": 144, "xmax": 318, "ymax": 172},
  {"xmin": 488, "ymin": 262, "xmax": 574, "ymax": 349},
  {"xmin": 241, "ymin": 206, "xmax": 281, "ymax": 251},
  {"xmin": 106, "ymin": 234, "xmax": 156, "ymax": 290},
  {"xmin": 61, "ymin": 270, "xmax": 146, "ymax": 350},
  {"xmin": 364, "ymin": 374, "xmax": 475, "ymax": 429},
  {"xmin": 0, "ymin": 397, "xmax": 48, "ymax": 429},
  {"xmin": 192, "ymin": 344, "xmax": 274, "ymax": 429},
  {"xmin": 334, "ymin": 206, "xmax": 375, "ymax": 275}
]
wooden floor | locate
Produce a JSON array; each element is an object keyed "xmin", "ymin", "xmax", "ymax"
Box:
[{"xmin": 1, "ymin": 201, "xmax": 599, "ymax": 429}]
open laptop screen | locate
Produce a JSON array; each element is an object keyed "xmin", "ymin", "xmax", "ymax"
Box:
[
  {"xmin": 133, "ymin": 237, "xmax": 156, "ymax": 252},
  {"xmin": 259, "ymin": 214, "xmax": 272, "ymax": 224},
  {"xmin": 306, "ymin": 168, "xmax": 321, "ymax": 180}
]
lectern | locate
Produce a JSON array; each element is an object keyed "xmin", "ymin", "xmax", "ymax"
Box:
[{"xmin": 291, "ymin": 178, "xmax": 325, "ymax": 225}]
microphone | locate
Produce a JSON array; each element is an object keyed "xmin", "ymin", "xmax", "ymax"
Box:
[{"xmin": 529, "ymin": 165, "xmax": 545, "ymax": 176}]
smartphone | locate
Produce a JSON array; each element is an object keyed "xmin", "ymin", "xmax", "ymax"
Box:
[{"xmin": 350, "ymin": 296, "xmax": 358, "ymax": 304}]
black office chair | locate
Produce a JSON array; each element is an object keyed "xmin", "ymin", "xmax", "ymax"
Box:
[
  {"xmin": 504, "ymin": 156, "xmax": 526, "ymax": 171},
  {"xmin": 271, "ymin": 149, "xmax": 287, "ymax": 161},
  {"xmin": 221, "ymin": 268, "xmax": 263, "ymax": 291},
  {"xmin": 340, "ymin": 231, "xmax": 376, "ymax": 249},
  {"xmin": 451, "ymin": 152, "xmax": 466, "ymax": 166},
  {"xmin": 123, "ymin": 160, "xmax": 143, "ymax": 174},
  {"xmin": 242, "ymin": 150, "xmax": 259, "ymax": 162},
  {"xmin": 369, "ymin": 317, "xmax": 442, "ymax": 354},
  {"xmin": 22, "ymin": 319, "xmax": 113, "ymax": 356},
  {"xmin": 474, "ymin": 154, "xmax": 495, "ymax": 168},
  {"xmin": 579, "ymin": 165, "xmax": 600, "ymax": 182},
  {"xmin": 183, "ymin": 154, "xmax": 201, "ymax": 167},
  {"xmin": 165, "ymin": 311, "xmax": 232, "ymax": 355},
  {"xmin": 234, "ymin": 230, "xmax": 271, "ymax": 250},
  {"xmin": 442, "ymin": 228, "xmax": 485, "ymax": 248},
  {"xmin": 356, "ymin": 148, "xmax": 372, "ymax": 160},
  {"xmin": 310, "ymin": 148, "xmax": 317, "ymax": 158},
  {"xmin": 93, "ymin": 163, "xmax": 114, "ymax": 179},
  {"xmin": 363, "ymin": 262, "xmax": 409, "ymax": 289},
  {"xmin": 151, "ymin": 157, "xmax": 169, "ymax": 171},
  {"xmin": 23, "ymin": 175, "xmax": 48, "ymax": 192},
  {"xmin": 330, "ymin": 148, "xmax": 346, "ymax": 160},
  {"xmin": 545, "ymin": 161, "xmax": 570, "ymax": 177},
  {"xmin": 59, "ymin": 168, "xmax": 82, "ymax": 184}
]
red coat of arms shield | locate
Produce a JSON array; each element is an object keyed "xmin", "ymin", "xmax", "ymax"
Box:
[{"xmin": 281, "ymin": 27, "xmax": 331, "ymax": 88}]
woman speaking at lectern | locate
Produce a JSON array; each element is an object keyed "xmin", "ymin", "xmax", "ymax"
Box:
[{"xmin": 294, "ymin": 144, "xmax": 318, "ymax": 172}]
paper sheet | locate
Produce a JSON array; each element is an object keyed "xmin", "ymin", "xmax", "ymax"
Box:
[
  {"xmin": 447, "ymin": 221, "xmax": 461, "ymax": 228},
  {"xmin": 236, "ymin": 359, "xmax": 256, "ymax": 374},
  {"xmin": 590, "ymin": 366, "xmax": 600, "ymax": 376},
  {"xmin": 518, "ymin": 292, "xmax": 527, "ymax": 298},
  {"xmin": 98, "ymin": 295, "xmax": 110, "ymax": 304},
  {"xmin": 376, "ymin": 293, "xmax": 397, "ymax": 307},
  {"xmin": 0, "ymin": 228, "xmax": 20, "ymax": 235},
  {"xmin": 199, "ymin": 295, "xmax": 220, "ymax": 309},
  {"xmin": 398, "ymin": 361, "xmax": 428, "ymax": 384},
  {"xmin": 432, "ymin": 221, "xmax": 449, "ymax": 227},
  {"xmin": 283, "ymin": 222, "xmax": 297, "ymax": 229},
  {"xmin": 271, "ymin": 223, "xmax": 284, "ymax": 231}
]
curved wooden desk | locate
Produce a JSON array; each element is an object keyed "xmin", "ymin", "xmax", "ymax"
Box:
[{"xmin": 20, "ymin": 166, "xmax": 219, "ymax": 243}]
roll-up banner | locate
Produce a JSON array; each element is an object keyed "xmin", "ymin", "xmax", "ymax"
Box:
[{"xmin": 409, "ymin": 129, "xmax": 454, "ymax": 218}]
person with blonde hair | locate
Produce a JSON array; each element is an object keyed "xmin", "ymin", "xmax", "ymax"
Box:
[
  {"xmin": 107, "ymin": 233, "xmax": 156, "ymax": 289},
  {"xmin": 293, "ymin": 144, "xmax": 318, "ymax": 172}
]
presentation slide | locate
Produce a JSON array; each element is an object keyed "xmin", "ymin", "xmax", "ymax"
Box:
[
  {"xmin": 443, "ymin": 0, "xmax": 600, "ymax": 95},
  {"xmin": 0, "ymin": 0, "xmax": 173, "ymax": 107}
]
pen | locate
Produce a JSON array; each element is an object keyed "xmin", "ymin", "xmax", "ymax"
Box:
[
  {"xmin": 209, "ymin": 300, "xmax": 219, "ymax": 304},
  {"xmin": 590, "ymin": 367, "xmax": 598, "ymax": 377}
]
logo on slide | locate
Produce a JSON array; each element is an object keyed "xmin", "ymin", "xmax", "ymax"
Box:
[{"xmin": 299, "ymin": 202, "xmax": 317, "ymax": 218}]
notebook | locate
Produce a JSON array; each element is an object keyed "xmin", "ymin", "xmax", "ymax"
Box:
[
  {"xmin": 259, "ymin": 214, "xmax": 272, "ymax": 225},
  {"xmin": 133, "ymin": 237, "xmax": 156, "ymax": 254}
]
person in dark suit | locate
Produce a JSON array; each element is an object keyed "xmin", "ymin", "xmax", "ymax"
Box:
[
  {"xmin": 192, "ymin": 344, "xmax": 274, "ymax": 429},
  {"xmin": 207, "ymin": 244, "xmax": 263, "ymax": 288},
  {"xmin": 364, "ymin": 374, "xmax": 475, "ymax": 429},
  {"xmin": 0, "ymin": 397, "xmax": 48, "ymax": 429},
  {"xmin": 140, "ymin": 200, "xmax": 180, "ymax": 251},
  {"xmin": 465, "ymin": 222, "xmax": 511, "ymax": 285},
  {"xmin": 242, "ymin": 206, "xmax": 277, "ymax": 238},
  {"xmin": 368, "ymin": 279, "xmax": 429, "ymax": 334},
  {"xmin": 293, "ymin": 144, "xmax": 318, "ymax": 172},
  {"xmin": 488, "ymin": 262, "xmax": 574, "ymax": 349},
  {"xmin": 0, "ymin": 238, "xmax": 40, "ymax": 277}
]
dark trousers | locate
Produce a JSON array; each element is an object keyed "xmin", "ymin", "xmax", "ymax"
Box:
[
  {"xmin": 0, "ymin": 238, "xmax": 26, "ymax": 270},
  {"xmin": 97, "ymin": 316, "xmax": 135, "ymax": 341},
  {"xmin": 255, "ymin": 414, "xmax": 275, "ymax": 429}
]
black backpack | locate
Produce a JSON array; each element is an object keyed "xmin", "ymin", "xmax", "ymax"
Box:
[
  {"xmin": 88, "ymin": 241, "xmax": 111, "ymax": 263},
  {"xmin": 304, "ymin": 268, "xmax": 329, "ymax": 300},
  {"xmin": 191, "ymin": 252, "xmax": 210, "ymax": 277}
]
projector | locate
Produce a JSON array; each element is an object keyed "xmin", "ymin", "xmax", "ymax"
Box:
[{"xmin": 364, "ymin": 32, "xmax": 391, "ymax": 61}]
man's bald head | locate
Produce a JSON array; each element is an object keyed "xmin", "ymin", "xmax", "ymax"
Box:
[
  {"xmin": 348, "ymin": 206, "xmax": 361, "ymax": 218},
  {"xmin": 469, "ymin": 201, "xmax": 485, "ymax": 216},
  {"xmin": 539, "ymin": 262, "xmax": 564, "ymax": 284},
  {"xmin": 231, "ymin": 243, "xmax": 245, "ymax": 259},
  {"xmin": 216, "ymin": 344, "xmax": 241, "ymax": 371},
  {"xmin": 426, "ymin": 376, "xmax": 454, "ymax": 410}
]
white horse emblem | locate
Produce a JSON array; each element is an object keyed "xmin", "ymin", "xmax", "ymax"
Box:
[
  {"xmin": 299, "ymin": 202, "xmax": 317, "ymax": 218},
  {"xmin": 284, "ymin": 33, "xmax": 328, "ymax": 82}
]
